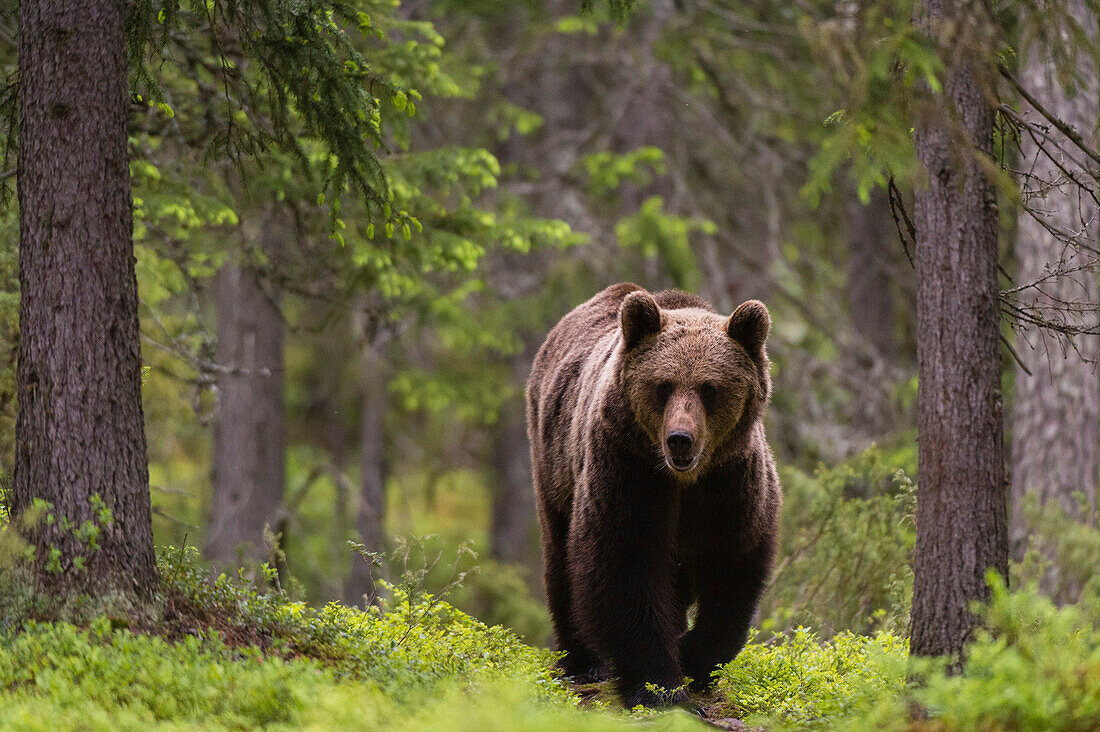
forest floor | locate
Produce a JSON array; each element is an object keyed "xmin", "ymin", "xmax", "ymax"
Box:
[
  {"xmin": 2, "ymin": 545, "xmax": 1094, "ymax": 730},
  {"xmin": 569, "ymin": 680, "xmax": 754, "ymax": 730}
]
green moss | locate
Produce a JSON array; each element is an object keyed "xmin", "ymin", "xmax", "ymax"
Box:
[{"xmin": 712, "ymin": 577, "xmax": 1100, "ymax": 732}]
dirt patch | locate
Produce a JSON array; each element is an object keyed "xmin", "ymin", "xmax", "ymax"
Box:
[{"xmin": 567, "ymin": 677, "xmax": 758, "ymax": 729}]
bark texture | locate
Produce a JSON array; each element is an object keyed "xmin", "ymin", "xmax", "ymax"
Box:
[
  {"xmin": 205, "ymin": 213, "xmax": 287, "ymax": 567},
  {"xmin": 13, "ymin": 0, "xmax": 159, "ymax": 610},
  {"xmin": 1010, "ymin": 0, "xmax": 1099, "ymax": 575},
  {"xmin": 345, "ymin": 344, "xmax": 388, "ymax": 606},
  {"xmin": 910, "ymin": 0, "xmax": 1008, "ymax": 659}
]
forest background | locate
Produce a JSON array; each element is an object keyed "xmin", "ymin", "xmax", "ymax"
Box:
[{"xmin": 0, "ymin": 0, "xmax": 1098, "ymax": 727}]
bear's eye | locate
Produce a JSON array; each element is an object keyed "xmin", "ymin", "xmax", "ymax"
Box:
[
  {"xmin": 700, "ymin": 382, "xmax": 719, "ymax": 407},
  {"xmin": 655, "ymin": 381, "xmax": 674, "ymax": 404}
]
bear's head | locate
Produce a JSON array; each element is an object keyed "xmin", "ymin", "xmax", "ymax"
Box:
[{"xmin": 618, "ymin": 290, "xmax": 771, "ymax": 479}]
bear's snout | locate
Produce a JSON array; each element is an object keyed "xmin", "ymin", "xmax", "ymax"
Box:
[
  {"xmin": 664, "ymin": 429, "xmax": 690, "ymax": 457},
  {"xmin": 663, "ymin": 391, "xmax": 705, "ymax": 473},
  {"xmin": 665, "ymin": 432, "xmax": 695, "ymax": 470}
]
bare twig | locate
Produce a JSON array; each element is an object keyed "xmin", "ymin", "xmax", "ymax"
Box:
[
  {"xmin": 1001, "ymin": 332, "xmax": 1034, "ymax": 376},
  {"xmin": 1000, "ymin": 63, "xmax": 1100, "ymax": 169},
  {"xmin": 887, "ymin": 177, "xmax": 916, "ymax": 267}
]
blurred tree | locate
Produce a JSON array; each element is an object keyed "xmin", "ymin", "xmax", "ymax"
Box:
[
  {"xmin": 489, "ymin": 356, "xmax": 536, "ymax": 564},
  {"xmin": 1009, "ymin": 0, "xmax": 1099, "ymax": 586},
  {"xmin": 206, "ymin": 205, "xmax": 289, "ymax": 568},
  {"xmin": 108, "ymin": 0, "xmax": 583, "ymax": 600},
  {"xmin": 909, "ymin": 0, "xmax": 1007, "ymax": 661},
  {"xmin": 845, "ymin": 186, "xmax": 904, "ymax": 435},
  {"xmin": 345, "ymin": 334, "xmax": 389, "ymax": 606},
  {"xmin": 846, "ymin": 187, "xmax": 897, "ymax": 366}
]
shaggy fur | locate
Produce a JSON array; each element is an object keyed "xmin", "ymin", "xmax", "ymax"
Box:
[{"xmin": 526, "ymin": 283, "xmax": 782, "ymax": 707}]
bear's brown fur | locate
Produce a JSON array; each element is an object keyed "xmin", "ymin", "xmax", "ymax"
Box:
[{"xmin": 526, "ymin": 283, "xmax": 781, "ymax": 707}]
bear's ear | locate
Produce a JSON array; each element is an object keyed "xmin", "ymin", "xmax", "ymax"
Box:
[
  {"xmin": 620, "ymin": 290, "xmax": 662, "ymax": 350},
  {"xmin": 726, "ymin": 300, "xmax": 770, "ymax": 353}
]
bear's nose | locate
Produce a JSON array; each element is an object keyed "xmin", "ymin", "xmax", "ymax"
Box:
[{"xmin": 666, "ymin": 432, "xmax": 694, "ymax": 455}]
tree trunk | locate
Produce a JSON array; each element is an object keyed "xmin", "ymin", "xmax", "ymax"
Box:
[
  {"xmin": 13, "ymin": 0, "xmax": 159, "ymax": 615},
  {"xmin": 345, "ymin": 343, "xmax": 388, "ymax": 606},
  {"xmin": 910, "ymin": 1, "xmax": 1008, "ymax": 660},
  {"xmin": 205, "ymin": 211, "xmax": 287, "ymax": 568},
  {"xmin": 847, "ymin": 186, "xmax": 897, "ymax": 364},
  {"xmin": 1010, "ymin": 0, "xmax": 1099, "ymax": 588},
  {"xmin": 324, "ymin": 378, "xmax": 353, "ymax": 601},
  {"xmin": 845, "ymin": 185, "xmax": 902, "ymax": 437},
  {"xmin": 489, "ymin": 401, "xmax": 536, "ymax": 564}
]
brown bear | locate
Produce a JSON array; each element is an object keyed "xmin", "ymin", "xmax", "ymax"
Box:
[{"xmin": 526, "ymin": 282, "xmax": 781, "ymax": 708}]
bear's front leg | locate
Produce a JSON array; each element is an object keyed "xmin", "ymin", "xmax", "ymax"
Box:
[
  {"xmin": 679, "ymin": 540, "xmax": 774, "ymax": 691},
  {"xmin": 568, "ymin": 472, "xmax": 687, "ymax": 707}
]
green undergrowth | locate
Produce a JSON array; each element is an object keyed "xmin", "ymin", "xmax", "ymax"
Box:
[
  {"xmin": 0, "ymin": 620, "xmax": 696, "ymax": 731},
  {"xmin": 905, "ymin": 575, "xmax": 1100, "ymax": 732},
  {"xmin": 0, "ymin": 620, "xmax": 692, "ymax": 731},
  {"xmin": 713, "ymin": 575, "xmax": 1100, "ymax": 731},
  {"xmin": 0, "ymin": 540, "xmax": 1097, "ymax": 730},
  {"xmin": 713, "ymin": 628, "xmax": 908, "ymax": 729},
  {"xmin": 156, "ymin": 545, "xmax": 564, "ymax": 704},
  {"xmin": 0, "ymin": 545, "xmax": 703, "ymax": 731},
  {"xmin": 761, "ymin": 448, "xmax": 917, "ymax": 637}
]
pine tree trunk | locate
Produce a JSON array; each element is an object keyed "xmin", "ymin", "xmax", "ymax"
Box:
[
  {"xmin": 847, "ymin": 186, "xmax": 896, "ymax": 364},
  {"xmin": 205, "ymin": 212, "xmax": 287, "ymax": 567},
  {"xmin": 13, "ymin": 0, "xmax": 159, "ymax": 614},
  {"xmin": 846, "ymin": 186, "xmax": 901, "ymax": 436},
  {"xmin": 910, "ymin": 0, "xmax": 1008, "ymax": 660},
  {"xmin": 1010, "ymin": 0, "xmax": 1099, "ymax": 588},
  {"xmin": 489, "ymin": 401, "xmax": 535, "ymax": 564},
  {"xmin": 345, "ymin": 344, "xmax": 387, "ymax": 606},
  {"xmin": 324, "ymin": 380, "xmax": 353, "ymax": 601}
]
